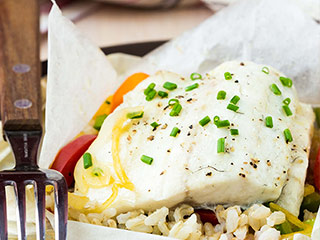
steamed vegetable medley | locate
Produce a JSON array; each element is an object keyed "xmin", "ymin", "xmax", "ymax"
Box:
[{"xmin": 51, "ymin": 61, "xmax": 320, "ymax": 239}]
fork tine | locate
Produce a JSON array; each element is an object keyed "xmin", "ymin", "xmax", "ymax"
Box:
[
  {"xmin": 34, "ymin": 182, "xmax": 46, "ymax": 240},
  {"xmin": 0, "ymin": 183, "xmax": 8, "ymax": 240},
  {"xmin": 14, "ymin": 182, "xmax": 27, "ymax": 240},
  {"xmin": 52, "ymin": 180, "xmax": 68, "ymax": 240}
]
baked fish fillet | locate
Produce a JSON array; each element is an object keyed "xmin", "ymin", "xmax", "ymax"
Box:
[{"xmin": 73, "ymin": 61, "xmax": 314, "ymax": 215}]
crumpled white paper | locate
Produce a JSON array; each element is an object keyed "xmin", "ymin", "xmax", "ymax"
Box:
[
  {"xmin": 123, "ymin": 0, "xmax": 320, "ymax": 105},
  {"xmin": 39, "ymin": 2, "xmax": 118, "ymax": 168}
]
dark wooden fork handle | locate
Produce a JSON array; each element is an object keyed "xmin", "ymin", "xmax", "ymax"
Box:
[{"xmin": 0, "ymin": 0, "xmax": 41, "ymax": 132}]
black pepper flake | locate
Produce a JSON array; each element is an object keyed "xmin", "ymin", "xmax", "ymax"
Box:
[
  {"xmin": 147, "ymin": 135, "xmax": 154, "ymax": 141},
  {"xmin": 160, "ymin": 171, "xmax": 165, "ymax": 175},
  {"xmin": 167, "ymin": 149, "xmax": 171, "ymax": 153},
  {"xmin": 187, "ymin": 132, "xmax": 191, "ymax": 136},
  {"xmin": 231, "ymin": 123, "xmax": 234, "ymax": 127},
  {"xmin": 283, "ymin": 171, "xmax": 286, "ymax": 173},
  {"xmin": 232, "ymin": 138, "xmax": 235, "ymax": 141},
  {"xmin": 189, "ymin": 125, "xmax": 193, "ymax": 129},
  {"xmin": 206, "ymin": 172, "xmax": 212, "ymax": 176},
  {"xmin": 253, "ymin": 164, "xmax": 257, "ymax": 169},
  {"xmin": 163, "ymin": 105, "xmax": 170, "ymax": 111},
  {"xmin": 148, "ymin": 189, "xmax": 151, "ymax": 192},
  {"xmin": 176, "ymin": 95, "xmax": 184, "ymax": 99},
  {"xmin": 185, "ymin": 167, "xmax": 189, "ymax": 170},
  {"xmin": 239, "ymin": 173, "xmax": 246, "ymax": 178},
  {"xmin": 235, "ymin": 80, "xmax": 239, "ymax": 83},
  {"xmin": 277, "ymin": 136, "xmax": 280, "ymax": 139},
  {"xmin": 240, "ymin": 62, "xmax": 245, "ymax": 66},
  {"xmin": 231, "ymin": 163, "xmax": 234, "ymax": 165},
  {"xmin": 187, "ymin": 98, "xmax": 193, "ymax": 102},
  {"xmin": 303, "ymin": 148, "xmax": 307, "ymax": 153}
]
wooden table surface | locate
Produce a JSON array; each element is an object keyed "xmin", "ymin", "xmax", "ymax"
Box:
[{"xmin": 40, "ymin": 3, "xmax": 212, "ymax": 60}]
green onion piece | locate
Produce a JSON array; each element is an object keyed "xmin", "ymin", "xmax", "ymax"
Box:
[
  {"xmin": 224, "ymin": 72, "xmax": 232, "ymax": 80},
  {"xmin": 151, "ymin": 122, "xmax": 160, "ymax": 129},
  {"xmin": 93, "ymin": 114, "xmax": 108, "ymax": 130},
  {"xmin": 314, "ymin": 108, "xmax": 320, "ymax": 128},
  {"xmin": 230, "ymin": 129, "xmax": 239, "ymax": 135},
  {"xmin": 227, "ymin": 104, "xmax": 239, "ymax": 112},
  {"xmin": 83, "ymin": 152, "xmax": 93, "ymax": 169},
  {"xmin": 215, "ymin": 120, "xmax": 230, "ymax": 128},
  {"xmin": 283, "ymin": 105, "xmax": 293, "ymax": 116},
  {"xmin": 270, "ymin": 84, "xmax": 282, "ymax": 95},
  {"xmin": 146, "ymin": 89, "xmax": 157, "ymax": 101},
  {"xmin": 275, "ymin": 221, "xmax": 293, "ymax": 235},
  {"xmin": 217, "ymin": 90, "xmax": 226, "ymax": 100},
  {"xmin": 279, "ymin": 76, "xmax": 293, "ymax": 87},
  {"xmin": 284, "ymin": 129, "xmax": 293, "ymax": 143},
  {"xmin": 127, "ymin": 111, "xmax": 144, "ymax": 119},
  {"xmin": 105, "ymin": 100, "xmax": 111, "ymax": 104},
  {"xmin": 185, "ymin": 83, "xmax": 199, "ymax": 92},
  {"xmin": 190, "ymin": 72, "xmax": 202, "ymax": 80},
  {"xmin": 170, "ymin": 127, "xmax": 180, "ymax": 137},
  {"xmin": 168, "ymin": 99, "xmax": 179, "ymax": 106},
  {"xmin": 92, "ymin": 167, "xmax": 104, "ymax": 177},
  {"xmin": 141, "ymin": 155, "xmax": 153, "ymax": 165},
  {"xmin": 213, "ymin": 116, "xmax": 220, "ymax": 123},
  {"xmin": 144, "ymin": 83, "xmax": 156, "ymax": 95},
  {"xmin": 283, "ymin": 98, "xmax": 291, "ymax": 105},
  {"xmin": 158, "ymin": 91, "xmax": 168, "ymax": 98},
  {"xmin": 262, "ymin": 67, "xmax": 270, "ymax": 74},
  {"xmin": 163, "ymin": 82, "xmax": 177, "ymax": 91},
  {"xmin": 217, "ymin": 138, "xmax": 225, "ymax": 153},
  {"xmin": 199, "ymin": 116, "xmax": 211, "ymax": 127},
  {"xmin": 265, "ymin": 116, "xmax": 273, "ymax": 128},
  {"xmin": 169, "ymin": 103, "xmax": 182, "ymax": 117},
  {"xmin": 230, "ymin": 95, "xmax": 240, "ymax": 105}
]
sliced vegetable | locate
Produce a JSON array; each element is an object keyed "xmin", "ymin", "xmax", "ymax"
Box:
[
  {"xmin": 227, "ymin": 104, "xmax": 239, "ymax": 112},
  {"xmin": 141, "ymin": 155, "xmax": 153, "ymax": 165},
  {"xmin": 144, "ymin": 83, "xmax": 156, "ymax": 95},
  {"xmin": 230, "ymin": 129, "xmax": 239, "ymax": 135},
  {"xmin": 150, "ymin": 122, "xmax": 160, "ymax": 129},
  {"xmin": 163, "ymin": 82, "xmax": 177, "ymax": 90},
  {"xmin": 169, "ymin": 103, "xmax": 182, "ymax": 117},
  {"xmin": 279, "ymin": 76, "xmax": 293, "ymax": 87},
  {"xmin": 301, "ymin": 192, "xmax": 320, "ymax": 213},
  {"xmin": 224, "ymin": 72, "xmax": 232, "ymax": 80},
  {"xmin": 230, "ymin": 95, "xmax": 240, "ymax": 105},
  {"xmin": 145, "ymin": 89, "xmax": 157, "ymax": 101},
  {"xmin": 265, "ymin": 116, "xmax": 273, "ymax": 128},
  {"xmin": 110, "ymin": 72, "xmax": 149, "ymax": 112},
  {"xmin": 83, "ymin": 152, "xmax": 93, "ymax": 169},
  {"xmin": 303, "ymin": 184, "xmax": 315, "ymax": 197},
  {"xmin": 199, "ymin": 116, "xmax": 211, "ymax": 127},
  {"xmin": 314, "ymin": 107, "xmax": 320, "ymax": 128},
  {"xmin": 190, "ymin": 72, "xmax": 202, "ymax": 80},
  {"xmin": 270, "ymin": 84, "xmax": 282, "ymax": 95},
  {"xmin": 93, "ymin": 95, "xmax": 113, "ymax": 119},
  {"xmin": 262, "ymin": 67, "xmax": 269, "ymax": 74},
  {"xmin": 195, "ymin": 209, "xmax": 219, "ymax": 226},
  {"xmin": 283, "ymin": 105, "xmax": 293, "ymax": 116},
  {"xmin": 168, "ymin": 99, "xmax": 179, "ymax": 106},
  {"xmin": 170, "ymin": 127, "xmax": 180, "ymax": 137},
  {"xmin": 217, "ymin": 90, "xmax": 226, "ymax": 100},
  {"xmin": 283, "ymin": 98, "xmax": 291, "ymax": 105},
  {"xmin": 185, "ymin": 83, "xmax": 199, "ymax": 92},
  {"xmin": 275, "ymin": 220, "xmax": 293, "ymax": 235},
  {"xmin": 127, "ymin": 111, "xmax": 144, "ymax": 119},
  {"xmin": 158, "ymin": 91, "xmax": 168, "ymax": 98},
  {"xmin": 93, "ymin": 114, "xmax": 108, "ymax": 131},
  {"xmin": 284, "ymin": 129, "xmax": 293, "ymax": 143},
  {"xmin": 51, "ymin": 134, "xmax": 97, "ymax": 186},
  {"xmin": 217, "ymin": 138, "xmax": 225, "ymax": 153}
]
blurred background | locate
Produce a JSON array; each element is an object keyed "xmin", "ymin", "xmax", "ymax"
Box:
[{"xmin": 39, "ymin": 0, "xmax": 320, "ymax": 60}]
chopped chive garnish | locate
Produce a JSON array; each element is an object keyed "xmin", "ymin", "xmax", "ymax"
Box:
[
  {"xmin": 185, "ymin": 83, "xmax": 199, "ymax": 92},
  {"xmin": 215, "ymin": 120, "xmax": 230, "ymax": 128},
  {"xmin": 163, "ymin": 82, "xmax": 177, "ymax": 91},
  {"xmin": 265, "ymin": 116, "xmax": 273, "ymax": 128},
  {"xmin": 230, "ymin": 95, "xmax": 240, "ymax": 105},
  {"xmin": 144, "ymin": 83, "xmax": 156, "ymax": 95},
  {"xmin": 158, "ymin": 91, "xmax": 168, "ymax": 98},
  {"xmin": 92, "ymin": 167, "xmax": 104, "ymax": 177},
  {"xmin": 141, "ymin": 155, "xmax": 153, "ymax": 165},
  {"xmin": 217, "ymin": 138, "xmax": 225, "ymax": 153},
  {"xmin": 168, "ymin": 99, "xmax": 179, "ymax": 106},
  {"xmin": 224, "ymin": 72, "xmax": 232, "ymax": 80},
  {"xmin": 127, "ymin": 111, "xmax": 144, "ymax": 119},
  {"xmin": 169, "ymin": 103, "xmax": 182, "ymax": 116},
  {"xmin": 170, "ymin": 127, "xmax": 180, "ymax": 137},
  {"xmin": 284, "ymin": 129, "xmax": 293, "ymax": 143},
  {"xmin": 227, "ymin": 104, "xmax": 239, "ymax": 112},
  {"xmin": 190, "ymin": 72, "xmax": 202, "ymax": 80},
  {"xmin": 283, "ymin": 98, "xmax": 291, "ymax": 105},
  {"xmin": 262, "ymin": 67, "xmax": 269, "ymax": 74},
  {"xmin": 283, "ymin": 105, "xmax": 293, "ymax": 116},
  {"xmin": 199, "ymin": 116, "xmax": 211, "ymax": 127},
  {"xmin": 151, "ymin": 122, "xmax": 160, "ymax": 129},
  {"xmin": 217, "ymin": 90, "xmax": 226, "ymax": 100},
  {"xmin": 314, "ymin": 108, "xmax": 320, "ymax": 128},
  {"xmin": 279, "ymin": 77, "xmax": 293, "ymax": 87},
  {"xmin": 83, "ymin": 152, "xmax": 93, "ymax": 169},
  {"xmin": 213, "ymin": 116, "xmax": 220, "ymax": 123},
  {"xmin": 105, "ymin": 100, "xmax": 111, "ymax": 104},
  {"xmin": 230, "ymin": 129, "xmax": 239, "ymax": 135},
  {"xmin": 270, "ymin": 84, "xmax": 282, "ymax": 95},
  {"xmin": 93, "ymin": 114, "xmax": 108, "ymax": 130},
  {"xmin": 146, "ymin": 89, "xmax": 157, "ymax": 101}
]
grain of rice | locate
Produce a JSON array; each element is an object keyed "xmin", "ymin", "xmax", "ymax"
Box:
[
  {"xmin": 125, "ymin": 215, "xmax": 153, "ymax": 233},
  {"xmin": 158, "ymin": 221, "xmax": 170, "ymax": 236},
  {"xmin": 107, "ymin": 219, "xmax": 117, "ymax": 228},
  {"xmin": 238, "ymin": 214, "xmax": 248, "ymax": 227},
  {"xmin": 78, "ymin": 213, "xmax": 89, "ymax": 223},
  {"xmin": 225, "ymin": 208, "xmax": 239, "ymax": 233},
  {"xmin": 233, "ymin": 225, "xmax": 248, "ymax": 240},
  {"xmin": 255, "ymin": 227, "xmax": 280, "ymax": 240},
  {"xmin": 204, "ymin": 222, "xmax": 215, "ymax": 236},
  {"xmin": 266, "ymin": 211, "xmax": 286, "ymax": 226},
  {"xmin": 293, "ymin": 233, "xmax": 311, "ymax": 240},
  {"xmin": 144, "ymin": 207, "xmax": 169, "ymax": 225}
]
